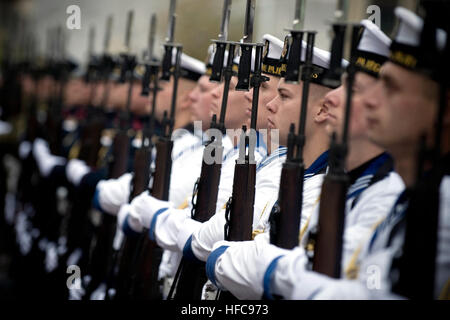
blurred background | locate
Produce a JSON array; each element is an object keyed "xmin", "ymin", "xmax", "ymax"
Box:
[{"xmin": 0, "ymin": 0, "xmax": 420, "ymax": 69}]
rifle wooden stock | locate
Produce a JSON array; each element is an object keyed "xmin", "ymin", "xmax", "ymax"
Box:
[
  {"xmin": 193, "ymin": 160, "xmax": 222, "ymax": 223},
  {"xmin": 171, "ymin": 145, "xmax": 223, "ymax": 300},
  {"xmin": 130, "ymin": 146, "xmax": 152, "ymax": 198},
  {"xmin": 131, "ymin": 137, "xmax": 173, "ymax": 300},
  {"xmin": 108, "ymin": 144, "xmax": 151, "ymax": 299},
  {"xmin": 227, "ymin": 162, "xmax": 256, "ymax": 241},
  {"xmin": 271, "ymin": 163, "xmax": 304, "ymax": 249},
  {"xmin": 109, "ymin": 130, "xmax": 130, "ymax": 179},
  {"xmin": 312, "ymin": 172, "xmax": 348, "ymax": 278},
  {"xmin": 113, "ymin": 232, "xmax": 142, "ymax": 300},
  {"xmin": 84, "ymin": 129, "xmax": 130, "ymax": 297},
  {"xmin": 77, "ymin": 114, "xmax": 104, "ymax": 168},
  {"xmin": 151, "ymin": 137, "xmax": 174, "ymax": 199}
]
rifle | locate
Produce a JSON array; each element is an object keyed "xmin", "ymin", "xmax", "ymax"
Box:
[
  {"xmin": 110, "ymin": 13, "xmax": 160, "ymax": 300},
  {"xmin": 77, "ymin": 25, "xmax": 104, "ymax": 168},
  {"xmin": 168, "ymin": 0, "xmax": 233, "ymax": 300},
  {"xmin": 391, "ymin": 14, "xmax": 449, "ymax": 299},
  {"xmin": 84, "ymin": 10, "xmax": 136, "ymax": 299},
  {"xmin": 269, "ymin": 20, "xmax": 315, "ymax": 250},
  {"xmin": 311, "ymin": 24, "xmax": 360, "ymax": 278},
  {"xmin": 130, "ymin": 0, "xmax": 182, "ymax": 300},
  {"xmin": 45, "ymin": 26, "xmax": 76, "ymax": 156},
  {"xmin": 218, "ymin": 0, "xmax": 268, "ymax": 300}
]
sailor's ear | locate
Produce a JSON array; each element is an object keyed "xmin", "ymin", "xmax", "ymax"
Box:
[{"xmin": 314, "ymin": 99, "xmax": 329, "ymax": 124}]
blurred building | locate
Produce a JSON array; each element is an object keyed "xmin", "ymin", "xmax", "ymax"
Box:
[{"xmin": 1, "ymin": 0, "xmax": 420, "ymax": 67}]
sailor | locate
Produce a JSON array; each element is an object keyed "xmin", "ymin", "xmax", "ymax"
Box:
[
  {"xmin": 92, "ymin": 51, "xmax": 210, "ymax": 217},
  {"xmin": 205, "ymin": 19, "xmax": 406, "ymax": 300}
]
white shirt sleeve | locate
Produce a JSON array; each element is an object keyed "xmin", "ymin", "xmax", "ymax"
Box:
[
  {"xmin": 96, "ymin": 173, "xmax": 133, "ymax": 215},
  {"xmin": 32, "ymin": 138, "xmax": 66, "ymax": 177},
  {"xmin": 211, "ymin": 234, "xmax": 290, "ymax": 300}
]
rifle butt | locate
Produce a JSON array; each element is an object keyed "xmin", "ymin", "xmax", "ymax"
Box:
[
  {"xmin": 312, "ymin": 174, "xmax": 348, "ymax": 278},
  {"xmin": 227, "ymin": 163, "xmax": 256, "ymax": 241},
  {"xmin": 271, "ymin": 164, "xmax": 304, "ymax": 249},
  {"xmin": 193, "ymin": 161, "xmax": 222, "ymax": 222}
]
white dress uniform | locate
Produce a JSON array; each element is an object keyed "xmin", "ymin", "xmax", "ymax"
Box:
[
  {"xmin": 121, "ymin": 132, "xmax": 267, "ymax": 249},
  {"xmin": 87, "ymin": 52, "xmax": 208, "ymax": 299},
  {"xmin": 94, "ymin": 50, "xmax": 211, "ymax": 215},
  {"xmin": 208, "ymin": 12, "xmax": 449, "ymax": 300},
  {"xmin": 207, "ymin": 153, "xmax": 404, "ymax": 299},
  {"xmin": 252, "ymin": 151, "xmax": 329, "ymax": 238},
  {"xmin": 265, "ymin": 170, "xmax": 449, "ymax": 300},
  {"xmin": 94, "ymin": 119, "xmax": 205, "ymax": 215},
  {"xmin": 119, "ymin": 132, "xmax": 265, "ymax": 288}
]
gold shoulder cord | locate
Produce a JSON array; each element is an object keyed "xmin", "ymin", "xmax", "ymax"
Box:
[
  {"xmin": 178, "ymin": 196, "xmax": 189, "ymax": 210},
  {"xmin": 251, "ymin": 201, "xmax": 270, "ymax": 239},
  {"xmin": 299, "ymin": 195, "xmax": 321, "ymax": 244},
  {"xmin": 344, "ymin": 218, "xmax": 385, "ymax": 279},
  {"xmin": 438, "ymin": 279, "xmax": 450, "ymax": 300},
  {"xmin": 68, "ymin": 140, "xmax": 81, "ymax": 160}
]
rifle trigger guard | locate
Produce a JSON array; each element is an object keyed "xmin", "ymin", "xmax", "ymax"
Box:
[
  {"xmin": 191, "ymin": 178, "xmax": 200, "ymax": 219},
  {"xmin": 224, "ymin": 197, "xmax": 233, "ymax": 241}
]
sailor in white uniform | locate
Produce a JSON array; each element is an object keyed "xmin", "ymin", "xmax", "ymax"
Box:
[
  {"xmin": 117, "ymin": 34, "xmax": 286, "ymax": 251},
  {"xmin": 117, "ymin": 34, "xmax": 341, "ymax": 301},
  {"xmin": 281, "ymin": 8, "xmax": 450, "ymax": 299},
  {"xmin": 185, "ymin": 36, "xmax": 344, "ymax": 270},
  {"xmin": 205, "ymin": 19, "xmax": 406, "ymax": 300},
  {"xmin": 90, "ymin": 51, "xmax": 210, "ymax": 215}
]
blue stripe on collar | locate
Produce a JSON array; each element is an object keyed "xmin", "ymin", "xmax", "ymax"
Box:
[
  {"xmin": 368, "ymin": 190, "xmax": 409, "ymax": 252},
  {"xmin": 305, "ymin": 150, "xmax": 329, "ymax": 176},
  {"xmin": 257, "ymin": 147, "xmax": 288, "ymax": 171},
  {"xmin": 173, "ymin": 140, "xmax": 203, "ymax": 161},
  {"xmin": 346, "ymin": 153, "xmax": 391, "ymax": 200}
]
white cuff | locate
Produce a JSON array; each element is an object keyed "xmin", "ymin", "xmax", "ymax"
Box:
[
  {"xmin": 19, "ymin": 140, "xmax": 32, "ymax": 159},
  {"xmin": 131, "ymin": 191, "xmax": 173, "ymax": 230},
  {"xmin": 97, "ymin": 173, "xmax": 132, "ymax": 215},
  {"xmin": 176, "ymin": 216, "xmax": 203, "ymax": 252},
  {"xmin": 66, "ymin": 158, "xmax": 91, "ymax": 186},
  {"xmin": 33, "ymin": 138, "xmax": 66, "ymax": 177}
]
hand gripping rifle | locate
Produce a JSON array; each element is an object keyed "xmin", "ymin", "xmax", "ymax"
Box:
[
  {"xmin": 391, "ymin": 13, "xmax": 450, "ymax": 299},
  {"xmin": 84, "ymin": 11, "xmax": 136, "ymax": 298},
  {"xmin": 311, "ymin": 24, "xmax": 360, "ymax": 278},
  {"xmin": 269, "ymin": 27, "xmax": 316, "ymax": 250},
  {"xmin": 168, "ymin": 0, "xmax": 233, "ymax": 300},
  {"xmin": 130, "ymin": 0, "xmax": 182, "ymax": 300},
  {"xmin": 111, "ymin": 13, "xmax": 161, "ymax": 301}
]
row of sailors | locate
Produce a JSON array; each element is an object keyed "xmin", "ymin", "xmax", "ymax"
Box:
[{"xmin": 12, "ymin": 6, "xmax": 450, "ymax": 299}]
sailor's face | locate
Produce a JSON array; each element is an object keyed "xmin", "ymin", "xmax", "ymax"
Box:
[
  {"xmin": 64, "ymin": 78, "xmax": 90, "ymax": 107},
  {"xmin": 210, "ymin": 76, "xmax": 248, "ymax": 130},
  {"xmin": 244, "ymin": 74, "xmax": 280, "ymax": 130},
  {"xmin": 92, "ymin": 82, "xmax": 105, "ymax": 108},
  {"xmin": 363, "ymin": 61, "xmax": 438, "ymax": 152},
  {"xmin": 21, "ymin": 74, "xmax": 35, "ymax": 97},
  {"xmin": 189, "ymin": 75, "xmax": 218, "ymax": 130},
  {"xmin": 323, "ymin": 72, "xmax": 376, "ymax": 142},
  {"xmin": 266, "ymin": 79, "xmax": 303, "ymax": 146},
  {"xmin": 109, "ymin": 82, "xmax": 128, "ymax": 111},
  {"xmin": 40, "ymin": 75, "xmax": 55, "ymax": 100}
]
